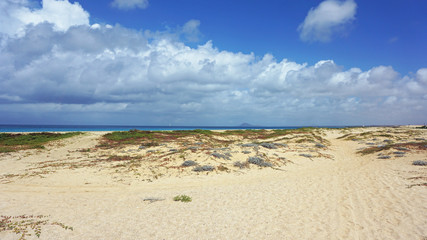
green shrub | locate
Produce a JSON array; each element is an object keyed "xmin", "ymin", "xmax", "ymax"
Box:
[{"xmin": 173, "ymin": 195, "xmax": 192, "ymax": 202}]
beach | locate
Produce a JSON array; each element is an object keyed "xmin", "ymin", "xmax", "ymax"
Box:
[{"xmin": 1, "ymin": 126, "xmax": 426, "ymax": 239}]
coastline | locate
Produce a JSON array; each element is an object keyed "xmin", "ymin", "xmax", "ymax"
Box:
[{"xmin": 0, "ymin": 124, "xmax": 414, "ymax": 133}]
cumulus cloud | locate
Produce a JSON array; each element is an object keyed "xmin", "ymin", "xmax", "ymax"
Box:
[
  {"xmin": 0, "ymin": 0, "xmax": 89, "ymax": 37},
  {"xmin": 143, "ymin": 19, "xmax": 202, "ymax": 43},
  {"xmin": 0, "ymin": 0, "xmax": 425, "ymax": 126},
  {"xmin": 298, "ymin": 0, "xmax": 357, "ymax": 42},
  {"xmin": 416, "ymin": 68, "xmax": 427, "ymax": 84},
  {"xmin": 111, "ymin": 0, "xmax": 149, "ymax": 10},
  {"xmin": 181, "ymin": 19, "xmax": 201, "ymax": 42}
]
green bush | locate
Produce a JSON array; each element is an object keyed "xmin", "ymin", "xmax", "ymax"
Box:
[{"xmin": 173, "ymin": 195, "xmax": 192, "ymax": 202}]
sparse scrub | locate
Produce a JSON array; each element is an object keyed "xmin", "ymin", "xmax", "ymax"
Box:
[
  {"xmin": 181, "ymin": 160, "xmax": 197, "ymax": 167},
  {"xmin": 0, "ymin": 215, "xmax": 73, "ymax": 239},
  {"xmin": 412, "ymin": 160, "xmax": 427, "ymax": 166},
  {"xmin": 315, "ymin": 143, "xmax": 326, "ymax": 148},
  {"xmin": 260, "ymin": 142, "xmax": 277, "ymax": 149},
  {"xmin": 241, "ymin": 143, "xmax": 258, "ymax": 147},
  {"xmin": 357, "ymin": 141, "xmax": 427, "ymax": 155},
  {"xmin": 0, "ymin": 132, "xmax": 81, "ymax": 152},
  {"xmin": 211, "ymin": 152, "xmax": 231, "ymax": 160},
  {"xmin": 234, "ymin": 161, "xmax": 249, "ymax": 169},
  {"xmin": 193, "ymin": 165, "xmax": 215, "ymax": 172},
  {"xmin": 248, "ymin": 156, "xmax": 272, "ymax": 167}
]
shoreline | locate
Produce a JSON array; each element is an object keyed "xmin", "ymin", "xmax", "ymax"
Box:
[{"xmin": 1, "ymin": 124, "xmax": 425, "ymax": 134}]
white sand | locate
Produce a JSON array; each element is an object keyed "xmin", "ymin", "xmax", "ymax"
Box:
[{"xmin": 0, "ymin": 127, "xmax": 426, "ymax": 239}]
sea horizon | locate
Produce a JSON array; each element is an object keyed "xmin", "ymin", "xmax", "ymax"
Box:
[{"xmin": 0, "ymin": 124, "xmax": 395, "ymax": 133}]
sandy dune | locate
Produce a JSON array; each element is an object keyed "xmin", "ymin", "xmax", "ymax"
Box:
[{"xmin": 1, "ymin": 127, "xmax": 426, "ymax": 239}]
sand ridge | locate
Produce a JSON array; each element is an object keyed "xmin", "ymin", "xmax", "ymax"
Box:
[{"xmin": 0, "ymin": 127, "xmax": 426, "ymax": 239}]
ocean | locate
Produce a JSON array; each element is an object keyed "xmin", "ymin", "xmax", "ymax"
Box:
[{"xmin": 0, "ymin": 124, "xmax": 332, "ymax": 132}]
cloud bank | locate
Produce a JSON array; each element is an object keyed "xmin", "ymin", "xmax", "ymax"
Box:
[
  {"xmin": 0, "ymin": 0, "xmax": 89, "ymax": 37},
  {"xmin": 298, "ymin": 0, "xmax": 357, "ymax": 42},
  {"xmin": 0, "ymin": 0, "xmax": 425, "ymax": 126},
  {"xmin": 111, "ymin": 0, "xmax": 149, "ymax": 10}
]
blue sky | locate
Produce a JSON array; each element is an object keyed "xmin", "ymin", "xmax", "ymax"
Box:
[
  {"xmin": 77, "ymin": 0, "xmax": 427, "ymax": 74},
  {"xmin": 0, "ymin": 0, "xmax": 426, "ymax": 126}
]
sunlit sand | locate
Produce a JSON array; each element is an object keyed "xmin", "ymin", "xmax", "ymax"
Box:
[{"xmin": 1, "ymin": 126, "xmax": 426, "ymax": 239}]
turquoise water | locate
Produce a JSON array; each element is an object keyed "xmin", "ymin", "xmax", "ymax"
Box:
[{"xmin": 0, "ymin": 124, "xmax": 338, "ymax": 132}]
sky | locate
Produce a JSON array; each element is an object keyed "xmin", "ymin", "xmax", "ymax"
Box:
[{"xmin": 0, "ymin": 0, "xmax": 426, "ymax": 126}]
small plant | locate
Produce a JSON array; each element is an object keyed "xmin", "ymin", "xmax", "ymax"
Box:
[
  {"xmin": 412, "ymin": 160, "xmax": 427, "ymax": 166},
  {"xmin": 0, "ymin": 215, "xmax": 73, "ymax": 239},
  {"xmin": 173, "ymin": 195, "xmax": 192, "ymax": 202},
  {"xmin": 234, "ymin": 161, "xmax": 249, "ymax": 169},
  {"xmin": 181, "ymin": 160, "xmax": 197, "ymax": 167},
  {"xmin": 248, "ymin": 156, "xmax": 272, "ymax": 167},
  {"xmin": 259, "ymin": 142, "xmax": 277, "ymax": 149},
  {"xmin": 192, "ymin": 165, "xmax": 215, "ymax": 172},
  {"xmin": 211, "ymin": 152, "xmax": 231, "ymax": 160}
]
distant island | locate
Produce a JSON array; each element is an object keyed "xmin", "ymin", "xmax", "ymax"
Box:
[{"xmin": 239, "ymin": 123, "xmax": 255, "ymax": 127}]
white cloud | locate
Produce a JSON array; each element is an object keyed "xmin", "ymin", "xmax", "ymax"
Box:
[
  {"xmin": 298, "ymin": 0, "xmax": 357, "ymax": 42},
  {"xmin": 0, "ymin": 0, "xmax": 89, "ymax": 37},
  {"xmin": 416, "ymin": 68, "xmax": 427, "ymax": 84},
  {"xmin": 111, "ymin": 0, "xmax": 148, "ymax": 10},
  {"xmin": 182, "ymin": 19, "xmax": 201, "ymax": 42}
]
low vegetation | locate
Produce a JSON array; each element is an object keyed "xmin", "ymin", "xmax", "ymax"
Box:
[
  {"xmin": 99, "ymin": 128, "xmax": 327, "ymax": 149},
  {"xmin": 357, "ymin": 142, "xmax": 427, "ymax": 155},
  {"xmin": 0, "ymin": 132, "xmax": 81, "ymax": 153},
  {"xmin": 173, "ymin": 195, "xmax": 192, "ymax": 202},
  {"xmin": 0, "ymin": 215, "xmax": 73, "ymax": 239},
  {"xmin": 0, "ymin": 127, "xmax": 333, "ymax": 183},
  {"xmin": 412, "ymin": 160, "xmax": 427, "ymax": 166}
]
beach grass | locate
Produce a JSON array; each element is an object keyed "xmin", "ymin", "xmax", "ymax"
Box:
[
  {"xmin": 357, "ymin": 141, "xmax": 427, "ymax": 155},
  {"xmin": 0, "ymin": 132, "xmax": 82, "ymax": 153},
  {"xmin": 99, "ymin": 127, "xmax": 324, "ymax": 149}
]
